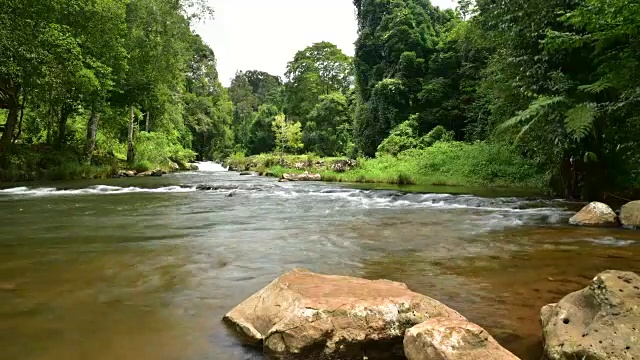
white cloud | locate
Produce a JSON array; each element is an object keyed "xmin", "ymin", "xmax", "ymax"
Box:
[{"xmin": 194, "ymin": 0, "xmax": 457, "ymax": 86}]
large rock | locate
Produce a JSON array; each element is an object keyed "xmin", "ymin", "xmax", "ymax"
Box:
[
  {"xmin": 620, "ymin": 200, "xmax": 640, "ymax": 228},
  {"xmin": 330, "ymin": 159, "xmax": 357, "ymax": 173},
  {"xmin": 404, "ymin": 318, "xmax": 519, "ymax": 360},
  {"xmin": 280, "ymin": 173, "xmax": 322, "ymax": 182},
  {"xmin": 568, "ymin": 201, "xmax": 619, "ymax": 227},
  {"xmin": 540, "ymin": 270, "xmax": 640, "ymax": 360},
  {"xmin": 168, "ymin": 161, "xmax": 180, "ymax": 172},
  {"xmin": 223, "ymin": 269, "xmax": 465, "ymax": 360}
]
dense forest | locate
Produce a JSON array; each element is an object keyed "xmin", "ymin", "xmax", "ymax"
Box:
[{"xmin": 1, "ymin": 0, "xmax": 639, "ymax": 200}]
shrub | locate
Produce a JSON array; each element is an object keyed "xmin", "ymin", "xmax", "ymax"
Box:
[
  {"xmin": 133, "ymin": 160, "xmax": 153, "ymax": 173},
  {"xmin": 135, "ymin": 131, "xmax": 196, "ymax": 169}
]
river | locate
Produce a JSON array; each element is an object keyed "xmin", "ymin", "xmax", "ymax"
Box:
[{"xmin": 1, "ymin": 163, "xmax": 639, "ymax": 360}]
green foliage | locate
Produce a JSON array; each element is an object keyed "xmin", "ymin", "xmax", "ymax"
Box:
[
  {"xmin": 325, "ymin": 142, "xmax": 545, "ymax": 188},
  {"xmin": 0, "ymin": 0, "xmax": 233, "ymax": 177},
  {"xmin": 376, "ymin": 119, "xmax": 419, "ymax": 156},
  {"xmin": 0, "ymin": 145, "xmax": 115, "ymax": 182},
  {"xmin": 304, "ymin": 92, "xmax": 353, "ymax": 156},
  {"xmin": 285, "ymin": 42, "xmax": 353, "ymax": 121},
  {"xmin": 135, "ymin": 131, "xmax": 196, "ymax": 169},
  {"xmin": 272, "ymin": 114, "xmax": 303, "ymax": 154}
]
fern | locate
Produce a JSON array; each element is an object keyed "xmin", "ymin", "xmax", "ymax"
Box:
[
  {"xmin": 565, "ymin": 103, "xmax": 597, "ymax": 140},
  {"xmin": 499, "ymin": 96, "xmax": 566, "ymax": 140},
  {"xmin": 578, "ymin": 80, "xmax": 613, "ymax": 94}
]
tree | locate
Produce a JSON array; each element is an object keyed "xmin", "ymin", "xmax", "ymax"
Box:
[
  {"xmin": 304, "ymin": 92, "xmax": 353, "ymax": 156},
  {"xmin": 352, "ymin": 0, "xmax": 455, "ymax": 156},
  {"xmin": 284, "ymin": 42, "xmax": 353, "ymax": 122},
  {"xmin": 272, "ymin": 114, "xmax": 303, "ymax": 155}
]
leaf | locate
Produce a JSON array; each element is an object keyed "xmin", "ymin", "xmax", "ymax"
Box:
[
  {"xmin": 584, "ymin": 152, "xmax": 598, "ymax": 163},
  {"xmin": 578, "ymin": 80, "xmax": 613, "ymax": 94},
  {"xmin": 565, "ymin": 103, "xmax": 597, "ymax": 141},
  {"xmin": 499, "ymin": 96, "xmax": 566, "ymax": 130}
]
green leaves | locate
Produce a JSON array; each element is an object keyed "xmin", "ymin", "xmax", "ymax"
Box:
[
  {"xmin": 565, "ymin": 103, "xmax": 596, "ymax": 141},
  {"xmin": 499, "ymin": 96, "xmax": 565, "ymax": 135},
  {"xmin": 272, "ymin": 114, "xmax": 303, "ymax": 154}
]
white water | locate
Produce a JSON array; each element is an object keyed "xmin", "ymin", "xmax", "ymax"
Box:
[
  {"xmin": 195, "ymin": 162, "xmax": 228, "ymax": 172},
  {"xmin": 0, "ymin": 185, "xmax": 196, "ymax": 196}
]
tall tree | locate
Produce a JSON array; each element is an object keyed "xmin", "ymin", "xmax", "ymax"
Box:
[{"xmin": 284, "ymin": 42, "xmax": 353, "ymax": 122}]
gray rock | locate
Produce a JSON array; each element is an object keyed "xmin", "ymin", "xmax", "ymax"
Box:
[
  {"xmin": 540, "ymin": 270, "xmax": 640, "ymax": 360},
  {"xmin": 620, "ymin": 200, "xmax": 640, "ymax": 228},
  {"xmin": 281, "ymin": 173, "xmax": 322, "ymax": 182},
  {"xmin": 404, "ymin": 318, "xmax": 519, "ymax": 360},
  {"xmin": 569, "ymin": 201, "xmax": 619, "ymax": 227}
]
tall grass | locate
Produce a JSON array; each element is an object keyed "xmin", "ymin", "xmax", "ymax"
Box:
[
  {"xmin": 238, "ymin": 142, "xmax": 548, "ymax": 188},
  {"xmin": 320, "ymin": 142, "xmax": 547, "ymax": 188}
]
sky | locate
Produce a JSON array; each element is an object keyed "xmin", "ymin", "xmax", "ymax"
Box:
[{"xmin": 194, "ymin": 0, "xmax": 457, "ymax": 87}]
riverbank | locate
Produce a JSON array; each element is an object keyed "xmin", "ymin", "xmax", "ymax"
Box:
[
  {"xmin": 225, "ymin": 143, "xmax": 548, "ymax": 189},
  {"xmin": 0, "ymin": 145, "xmax": 197, "ymax": 183}
]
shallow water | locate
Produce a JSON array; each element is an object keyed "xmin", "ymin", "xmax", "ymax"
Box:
[{"xmin": 1, "ymin": 163, "xmax": 639, "ymax": 360}]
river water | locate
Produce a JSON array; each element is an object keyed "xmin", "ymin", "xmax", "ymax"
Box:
[{"xmin": 1, "ymin": 163, "xmax": 639, "ymax": 360}]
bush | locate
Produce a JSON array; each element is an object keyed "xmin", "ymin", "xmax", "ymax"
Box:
[
  {"xmin": 135, "ymin": 131, "xmax": 196, "ymax": 169},
  {"xmin": 376, "ymin": 120, "xmax": 419, "ymax": 156},
  {"xmin": 133, "ymin": 160, "xmax": 153, "ymax": 173}
]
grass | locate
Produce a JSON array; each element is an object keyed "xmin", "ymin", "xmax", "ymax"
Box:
[{"xmin": 230, "ymin": 142, "xmax": 549, "ymax": 189}]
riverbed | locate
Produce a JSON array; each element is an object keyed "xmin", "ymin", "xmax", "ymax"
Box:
[{"xmin": 1, "ymin": 163, "xmax": 639, "ymax": 360}]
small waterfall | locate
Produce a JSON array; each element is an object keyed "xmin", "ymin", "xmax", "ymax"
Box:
[{"xmin": 195, "ymin": 162, "xmax": 228, "ymax": 172}]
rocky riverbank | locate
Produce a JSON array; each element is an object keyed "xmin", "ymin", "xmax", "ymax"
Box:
[
  {"xmin": 224, "ymin": 269, "xmax": 640, "ymax": 360},
  {"xmin": 570, "ymin": 201, "xmax": 640, "ymax": 229}
]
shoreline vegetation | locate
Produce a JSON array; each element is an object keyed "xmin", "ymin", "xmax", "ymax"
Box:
[
  {"xmin": 223, "ymin": 142, "xmax": 548, "ymax": 189},
  {"xmin": 2, "ymin": 0, "xmax": 640, "ymax": 201}
]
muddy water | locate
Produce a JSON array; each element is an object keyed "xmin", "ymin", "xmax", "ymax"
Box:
[{"xmin": 0, "ymin": 163, "xmax": 639, "ymax": 360}]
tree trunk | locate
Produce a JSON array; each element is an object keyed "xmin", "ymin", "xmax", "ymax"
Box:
[
  {"xmin": 0, "ymin": 84, "xmax": 21, "ymax": 152},
  {"xmin": 127, "ymin": 104, "xmax": 135, "ymax": 164},
  {"xmin": 1, "ymin": 106, "xmax": 19, "ymax": 150},
  {"xmin": 84, "ymin": 110, "xmax": 101, "ymax": 163},
  {"xmin": 57, "ymin": 106, "xmax": 71, "ymax": 150},
  {"xmin": 145, "ymin": 112, "xmax": 150, "ymax": 132},
  {"xmin": 12, "ymin": 93, "xmax": 27, "ymax": 144}
]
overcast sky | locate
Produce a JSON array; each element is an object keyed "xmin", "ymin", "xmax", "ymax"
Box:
[{"xmin": 194, "ymin": 0, "xmax": 457, "ymax": 86}]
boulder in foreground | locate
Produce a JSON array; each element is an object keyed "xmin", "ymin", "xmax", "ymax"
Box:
[
  {"xmin": 540, "ymin": 270, "xmax": 640, "ymax": 360},
  {"xmin": 404, "ymin": 318, "xmax": 519, "ymax": 360},
  {"xmin": 620, "ymin": 200, "xmax": 640, "ymax": 228},
  {"xmin": 223, "ymin": 269, "xmax": 465, "ymax": 360},
  {"xmin": 280, "ymin": 173, "xmax": 322, "ymax": 182},
  {"xmin": 568, "ymin": 201, "xmax": 618, "ymax": 227}
]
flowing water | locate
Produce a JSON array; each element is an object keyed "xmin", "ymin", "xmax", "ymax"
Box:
[{"xmin": 1, "ymin": 163, "xmax": 639, "ymax": 360}]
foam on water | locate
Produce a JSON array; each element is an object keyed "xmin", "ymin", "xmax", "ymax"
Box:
[
  {"xmin": 586, "ymin": 237, "xmax": 636, "ymax": 247},
  {"xmin": 195, "ymin": 162, "xmax": 228, "ymax": 172},
  {"xmin": 0, "ymin": 185, "xmax": 196, "ymax": 196}
]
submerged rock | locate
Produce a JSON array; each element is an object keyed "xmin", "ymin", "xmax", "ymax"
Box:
[
  {"xmin": 0, "ymin": 283, "xmax": 16, "ymax": 291},
  {"xmin": 620, "ymin": 200, "xmax": 640, "ymax": 228},
  {"xmin": 404, "ymin": 318, "xmax": 519, "ymax": 360},
  {"xmin": 223, "ymin": 269, "xmax": 465, "ymax": 360},
  {"xmin": 540, "ymin": 270, "xmax": 640, "ymax": 360},
  {"xmin": 188, "ymin": 163, "xmax": 199, "ymax": 171},
  {"xmin": 569, "ymin": 201, "xmax": 619, "ymax": 227},
  {"xmin": 239, "ymin": 171, "xmax": 259, "ymax": 176},
  {"xmin": 280, "ymin": 173, "xmax": 322, "ymax": 182}
]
